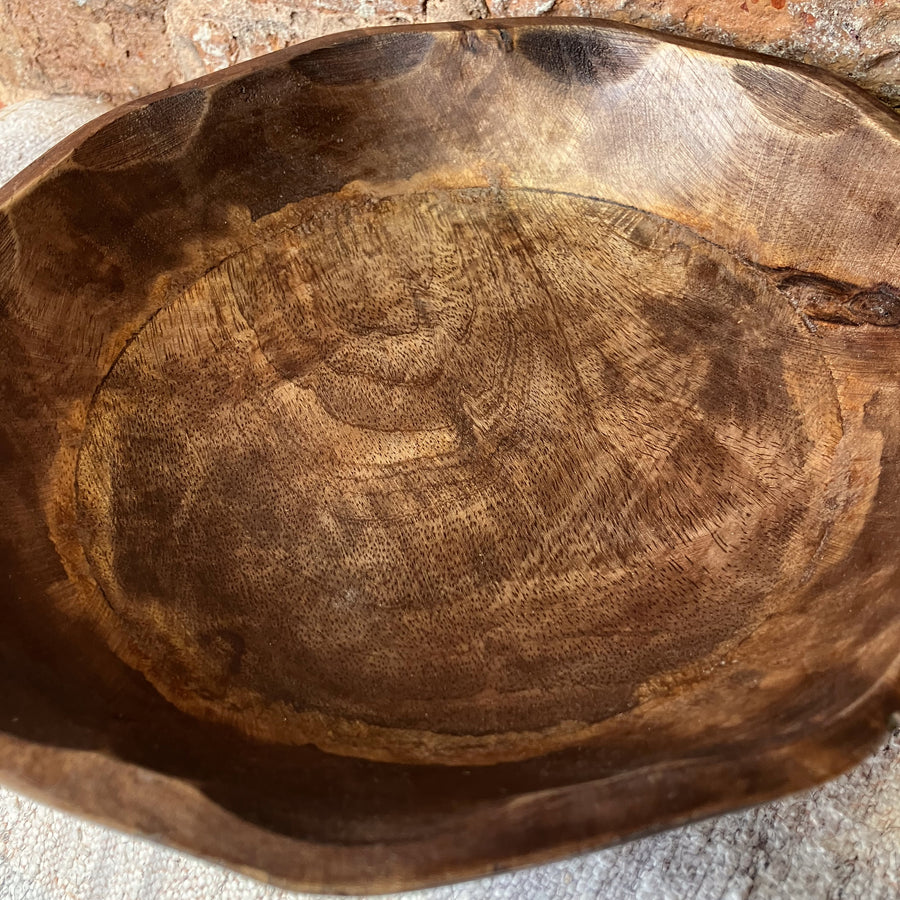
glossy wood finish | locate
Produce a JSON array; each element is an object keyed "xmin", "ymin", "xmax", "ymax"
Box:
[{"xmin": 1, "ymin": 18, "xmax": 900, "ymax": 893}]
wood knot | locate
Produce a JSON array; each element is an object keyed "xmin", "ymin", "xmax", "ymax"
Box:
[{"xmin": 778, "ymin": 273, "xmax": 900, "ymax": 327}]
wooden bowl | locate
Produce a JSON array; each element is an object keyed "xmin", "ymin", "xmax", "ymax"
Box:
[{"xmin": 1, "ymin": 17, "xmax": 899, "ymax": 894}]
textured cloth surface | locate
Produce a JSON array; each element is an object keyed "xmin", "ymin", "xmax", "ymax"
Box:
[
  {"xmin": 0, "ymin": 96, "xmax": 112, "ymax": 185},
  {"xmin": 1, "ymin": 95, "xmax": 900, "ymax": 900}
]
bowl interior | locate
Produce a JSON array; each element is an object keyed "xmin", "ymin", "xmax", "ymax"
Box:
[{"xmin": 2, "ymin": 20, "xmax": 900, "ymax": 891}]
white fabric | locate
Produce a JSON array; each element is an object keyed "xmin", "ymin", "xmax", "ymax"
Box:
[{"xmin": 0, "ymin": 96, "xmax": 112, "ymax": 185}]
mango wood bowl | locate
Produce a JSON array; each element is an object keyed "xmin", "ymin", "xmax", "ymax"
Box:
[{"xmin": 2, "ymin": 17, "xmax": 900, "ymax": 894}]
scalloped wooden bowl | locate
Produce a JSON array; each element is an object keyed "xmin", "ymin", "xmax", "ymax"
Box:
[{"xmin": 1, "ymin": 18, "xmax": 900, "ymax": 894}]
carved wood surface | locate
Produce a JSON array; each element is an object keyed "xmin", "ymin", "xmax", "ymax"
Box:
[{"xmin": 1, "ymin": 18, "xmax": 899, "ymax": 892}]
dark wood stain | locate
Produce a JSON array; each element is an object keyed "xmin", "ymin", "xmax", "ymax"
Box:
[
  {"xmin": 0, "ymin": 18, "xmax": 899, "ymax": 895},
  {"xmin": 289, "ymin": 31, "xmax": 435, "ymax": 84},
  {"xmin": 516, "ymin": 26, "xmax": 648, "ymax": 85},
  {"xmin": 0, "ymin": 210, "xmax": 15, "ymax": 281},
  {"xmin": 732, "ymin": 63, "xmax": 859, "ymax": 135},
  {"xmin": 73, "ymin": 88, "xmax": 208, "ymax": 171}
]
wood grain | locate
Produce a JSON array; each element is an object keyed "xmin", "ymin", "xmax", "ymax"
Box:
[{"xmin": 0, "ymin": 18, "xmax": 899, "ymax": 893}]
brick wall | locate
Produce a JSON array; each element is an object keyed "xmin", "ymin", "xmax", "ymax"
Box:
[{"xmin": 1, "ymin": 1, "xmax": 898, "ymax": 110}]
